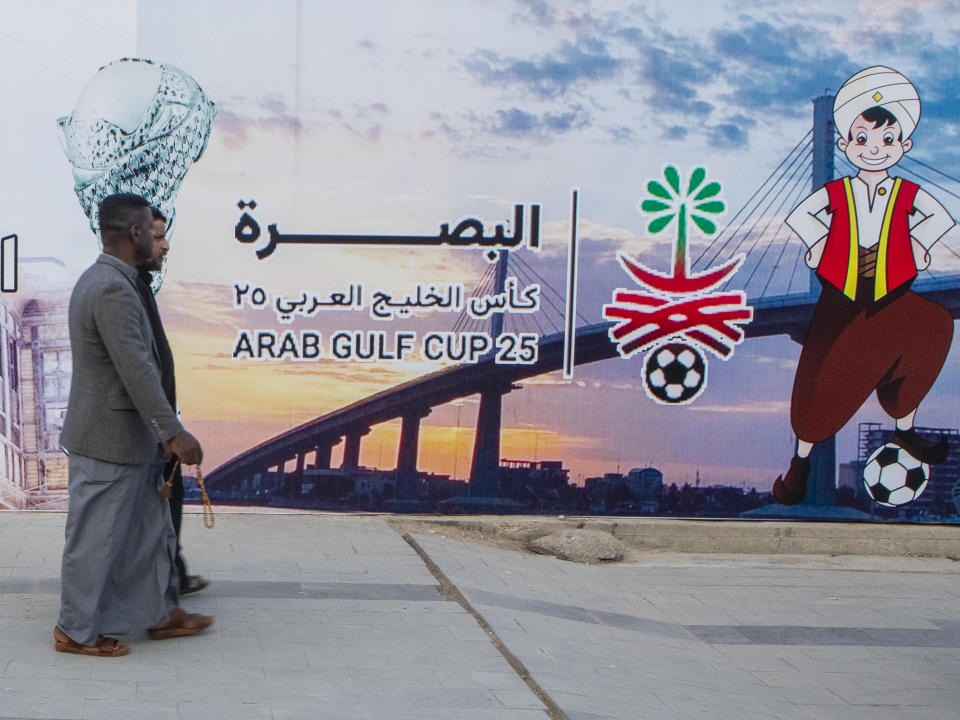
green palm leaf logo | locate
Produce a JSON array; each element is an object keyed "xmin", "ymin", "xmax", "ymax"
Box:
[{"xmin": 639, "ymin": 166, "xmax": 724, "ymax": 279}]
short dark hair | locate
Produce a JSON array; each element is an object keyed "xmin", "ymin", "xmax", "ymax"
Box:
[
  {"xmin": 848, "ymin": 106, "xmax": 902, "ymax": 141},
  {"xmin": 151, "ymin": 206, "xmax": 167, "ymax": 223},
  {"xmin": 98, "ymin": 193, "xmax": 151, "ymax": 234}
]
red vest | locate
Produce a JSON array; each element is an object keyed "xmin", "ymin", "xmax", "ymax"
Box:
[{"xmin": 817, "ymin": 177, "xmax": 919, "ymax": 301}]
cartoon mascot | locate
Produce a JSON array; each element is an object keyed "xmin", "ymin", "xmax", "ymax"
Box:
[{"xmin": 775, "ymin": 66, "xmax": 955, "ymax": 504}]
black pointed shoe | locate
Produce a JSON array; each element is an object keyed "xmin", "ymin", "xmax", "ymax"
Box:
[
  {"xmin": 892, "ymin": 428, "xmax": 950, "ymax": 465},
  {"xmin": 180, "ymin": 575, "xmax": 209, "ymax": 596},
  {"xmin": 772, "ymin": 456, "xmax": 810, "ymax": 505}
]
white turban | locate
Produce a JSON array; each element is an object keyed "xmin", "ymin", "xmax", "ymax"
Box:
[
  {"xmin": 58, "ymin": 58, "xmax": 216, "ymax": 293},
  {"xmin": 833, "ymin": 66, "xmax": 920, "ymax": 139}
]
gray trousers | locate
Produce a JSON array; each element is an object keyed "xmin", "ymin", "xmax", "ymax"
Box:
[{"xmin": 57, "ymin": 450, "xmax": 180, "ymax": 646}]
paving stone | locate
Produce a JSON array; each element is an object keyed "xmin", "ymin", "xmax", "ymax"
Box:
[
  {"xmin": 4, "ymin": 513, "xmax": 958, "ymax": 719},
  {"xmin": 82, "ymin": 699, "xmax": 178, "ymax": 720},
  {"xmin": 414, "ymin": 532, "xmax": 960, "ymax": 720}
]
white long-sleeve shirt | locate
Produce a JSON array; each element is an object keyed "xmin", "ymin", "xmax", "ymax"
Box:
[{"xmin": 786, "ymin": 175, "xmax": 955, "ymax": 255}]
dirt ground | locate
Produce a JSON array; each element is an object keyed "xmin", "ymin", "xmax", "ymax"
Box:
[
  {"xmin": 386, "ymin": 516, "xmax": 631, "ymax": 564},
  {"xmin": 385, "ymin": 514, "xmax": 960, "ymax": 563}
]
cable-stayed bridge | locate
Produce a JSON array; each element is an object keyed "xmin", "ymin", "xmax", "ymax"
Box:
[{"xmin": 205, "ymin": 94, "xmax": 960, "ymax": 502}]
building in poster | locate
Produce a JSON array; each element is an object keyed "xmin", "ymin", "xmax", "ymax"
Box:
[{"xmin": 0, "ymin": 262, "xmax": 71, "ymax": 509}]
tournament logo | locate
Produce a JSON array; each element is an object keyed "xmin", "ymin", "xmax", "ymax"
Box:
[{"xmin": 603, "ymin": 166, "xmax": 753, "ymax": 405}]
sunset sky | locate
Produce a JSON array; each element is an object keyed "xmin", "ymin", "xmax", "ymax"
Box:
[{"xmin": 4, "ymin": 0, "xmax": 960, "ymax": 488}]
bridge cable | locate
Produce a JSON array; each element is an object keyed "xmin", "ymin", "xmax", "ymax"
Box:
[
  {"xmin": 694, "ymin": 130, "xmax": 813, "ymax": 270},
  {"xmin": 735, "ymin": 159, "xmax": 814, "ymax": 294},
  {"xmin": 736, "ymin": 168, "xmax": 813, "ymax": 299},
  {"xmin": 510, "ymin": 254, "xmax": 570, "ymax": 323},
  {"xmin": 727, "ymin": 138, "xmax": 812, "ymax": 258},
  {"xmin": 901, "ymin": 155, "xmax": 960, "ymax": 187},
  {"xmin": 510, "ymin": 258, "xmax": 577, "ymax": 329},
  {"xmin": 514, "ymin": 265, "xmax": 558, "ymax": 335},
  {"xmin": 694, "ymin": 130, "xmax": 812, "ymax": 268},
  {"xmin": 698, "ymin": 137, "xmax": 813, "ymax": 273},
  {"xmin": 451, "ymin": 262, "xmax": 497, "ymax": 333},
  {"xmin": 718, "ymin": 138, "xmax": 812, "ymax": 291},
  {"xmin": 784, "ymin": 233, "xmax": 811, "ymax": 296},
  {"xmin": 896, "ymin": 163, "xmax": 960, "ymax": 203},
  {"xmin": 508, "ymin": 263, "xmax": 553, "ymax": 335},
  {"xmin": 510, "ymin": 252, "xmax": 591, "ymax": 325},
  {"xmin": 757, "ymin": 179, "xmax": 822, "ymax": 299},
  {"xmin": 696, "ymin": 141, "xmax": 811, "ymax": 272},
  {"xmin": 758, "ymin": 188, "xmax": 818, "ymax": 299}
]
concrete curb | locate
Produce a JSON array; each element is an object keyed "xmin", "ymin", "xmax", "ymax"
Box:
[
  {"xmin": 391, "ymin": 515, "xmax": 960, "ymax": 559},
  {"xmin": 11, "ymin": 510, "xmax": 957, "ymax": 559}
]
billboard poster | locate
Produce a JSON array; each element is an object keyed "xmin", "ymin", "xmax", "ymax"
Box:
[{"xmin": 2, "ymin": 0, "xmax": 960, "ymax": 522}]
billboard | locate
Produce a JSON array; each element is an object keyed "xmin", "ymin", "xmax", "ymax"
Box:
[{"xmin": 2, "ymin": 0, "xmax": 960, "ymax": 522}]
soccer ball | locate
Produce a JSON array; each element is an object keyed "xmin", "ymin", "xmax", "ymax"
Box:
[
  {"xmin": 862, "ymin": 443, "xmax": 929, "ymax": 507},
  {"xmin": 643, "ymin": 342, "xmax": 706, "ymax": 405}
]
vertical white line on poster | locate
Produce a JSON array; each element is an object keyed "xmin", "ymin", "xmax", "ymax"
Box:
[{"xmin": 563, "ymin": 190, "xmax": 580, "ymax": 378}]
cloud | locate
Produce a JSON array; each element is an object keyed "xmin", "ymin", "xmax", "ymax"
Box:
[
  {"xmin": 482, "ymin": 107, "xmax": 590, "ymax": 139},
  {"xmin": 512, "ymin": 0, "xmax": 557, "ymax": 27},
  {"xmin": 464, "ymin": 40, "xmax": 621, "ymax": 99},
  {"xmin": 213, "ymin": 95, "xmax": 303, "ymax": 148},
  {"xmin": 422, "ymin": 111, "xmax": 464, "ymax": 142},
  {"xmin": 751, "ymin": 354, "xmax": 799, "ymax": 371},
  {"xmin": 664, "ymin": 125, "xmax": 688, "ymax": 141},
  {"xmin": 328, "ymin": 102, "xmax": 391, "ymax": 142},
  {"xmin": 158, "ymin": 280, "xmax": 237, "ymax": 332},
  {"xmin": 576, "ymin": 220, "xmax": 671, "ymax": 265},
  {"xmin": 710, "ymin": 20, "xmax": 855, "ymax": 113},
  {"xmin": 635, "ymin": 43, "xmax": 717, "ymax": 117},
  {"xmin": 214, "ymin": 95, "xmax": 394, "ymax": 149},
  {"xmin": 707, "ymin": 122, "xmax": 750, "ymax": 149},
  {"xmin": 604, "ymin": 13, "xmax": 725, "ymax": 120},
  {"xmin": 687, "ymin": 399, "xmax": 790, "ymax": 414}
]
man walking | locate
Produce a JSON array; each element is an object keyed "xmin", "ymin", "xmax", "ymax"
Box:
[
  {"xmin": 147, "ymin": 207, "xmax": 208, "ymax": 596},
  {"xmin": 55, "ymin": 193, "xmax": 213, "ymax": 657}
]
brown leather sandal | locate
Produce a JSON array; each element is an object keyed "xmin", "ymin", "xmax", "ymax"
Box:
[
  {"xmin": 54, "ymin": 627, "xmax": 130, "ymax": 657},
  {"xmin": 147, "ymin": 607, "xmax": 214, "ymax": 640}
]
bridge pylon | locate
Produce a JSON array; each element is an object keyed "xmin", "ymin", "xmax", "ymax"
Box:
[
  {"xmin": 341, "ymin": 426, "xmax": 371, "ymax": 471},
  {"xmin": 395, "ymin": 407, "xmax": 431, "ymax": 499},
  {"xmin": 804, "ymin": 91, "xmax": 838, "ymax": 508},
  {"xmin": 465, "ymin": 249, "xmax": 513, "ymax": 496},
  {"xmin": 312, "ymin": 435, "xmax": 341, "ymax": 469},
  {"xmin": 469, "ymin": 383, "xmax": 514, "ymax": 496}
]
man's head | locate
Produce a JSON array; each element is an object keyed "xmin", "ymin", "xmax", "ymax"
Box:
[
  {"xmin": 837, "ymin": 106, "xmax": 912, "ymax": 172},
  {"xmin": 833, "ymin": 66, "xmax": 920, "ymax": 173},
  {"xmin": 139, "ymin": 206, "xmax": 170, "ymax": 273},
  {"xmin": 98, "ymin": 193, "xmax": 153, "ymax": 266}
]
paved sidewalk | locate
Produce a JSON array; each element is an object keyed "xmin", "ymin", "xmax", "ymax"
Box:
[
  {"xmin": 414, "ymin": 531, "xmax": 960, "ymax": 720},
  {"xmin": 0, "ymin": 512, "xmax": 957, "ymax": 720}
]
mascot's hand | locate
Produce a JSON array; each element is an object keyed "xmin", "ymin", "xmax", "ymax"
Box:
[
  {"xmin": 805, "ymin": 239, "xmax": 825, "ymax": 269},
  {"xmin": 912, "ymin": 238, "xmax": 931, "ymax": 271}
]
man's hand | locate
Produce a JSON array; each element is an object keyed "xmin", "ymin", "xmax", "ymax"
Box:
[{"xmin": 163, "ymin": 431, "xmax": 203, "ymax": 466}]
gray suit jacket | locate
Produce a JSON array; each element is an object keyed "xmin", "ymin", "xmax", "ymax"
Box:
[{"xmin": 61, "ymin": 253, "xmax": 184, "ymax": 464}]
